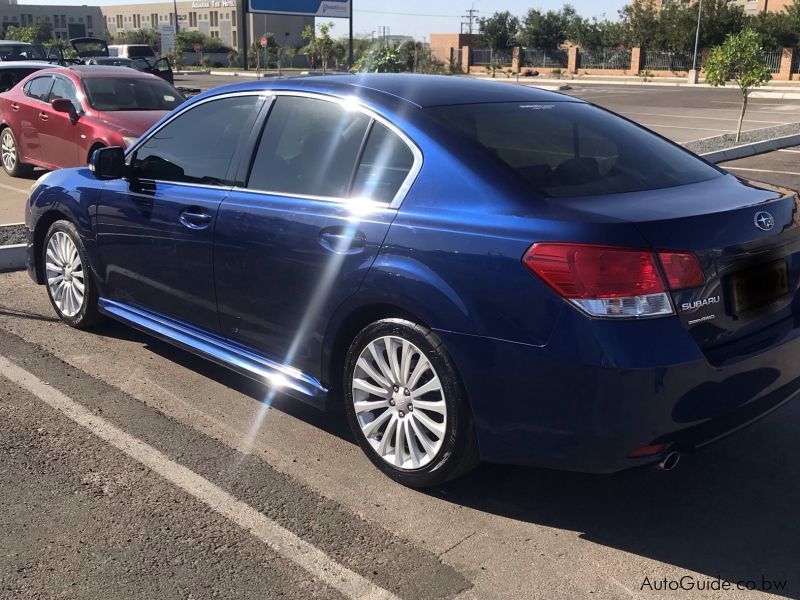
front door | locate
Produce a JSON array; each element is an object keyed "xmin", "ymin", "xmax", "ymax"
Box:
[
  {"xmin": 39, "ymin": 75, "xmax": 82, "ymax": 168},
  {"xmin": 96, "ymin": 93, "xmax": 265, "ymax": 331},
  {"xmin": 214, "ymin": 95, "xmax": 419, "ymax": 378}
]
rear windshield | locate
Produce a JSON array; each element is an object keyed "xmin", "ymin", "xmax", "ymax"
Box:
[
  {"xmin": 0, "ymin": 44, "xmax": 46, "ymax": 61},
  {"xmin": 127, "ymin": 46, "xmax": 156, "ymax": 59},
  {"xmin": 426, "ymin": 102, "xmax": 721, "ymax": 198},
  {"xmin": 0, "ymin": 67, "xmax": 43, "ymax": 92},
  {"xmin": 83, "ymin": 77, "xmax": 184, "ymax": 111}
]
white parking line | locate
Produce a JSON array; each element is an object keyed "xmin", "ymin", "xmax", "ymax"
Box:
[
  {"xmin": 0, "ymin": 181, "xmax": 30, "ymax": 195},
  {"xmin": 725, "ymin": 166, "xmax": 800, "ymax": 176},
  {"xmin": 778, "ymin": 149, "xmax": 800, "ymax": 154},
  {"xmin": 642, "ymin": 123, "xmax": 732, "ymax": 133},
  {"xmin": 0, "ymin": 354, "xmax": 398, "ymax": 600}
]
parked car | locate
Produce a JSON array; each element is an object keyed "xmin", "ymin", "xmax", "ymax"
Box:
[
  {"xmin": 0, "ymin": 40, "xmax": 47, "ymax": 62},
  {"xmin": 0, "ymin": 65, "xmax": 184, "ymax": 176},
  {"xmin": 108, "ymin": 44, "xmax": 158, "ymax": 61},
  {"xmin": 23, "ymin": 75, "xmax": 800, "ymax": 487},
  {"xmin": 48, "ymin": 38, "xmax": 175, "ymax": 85},
  {"xmin": 0, "ymin": 61, "xmax": 49, "ymax": 92}
]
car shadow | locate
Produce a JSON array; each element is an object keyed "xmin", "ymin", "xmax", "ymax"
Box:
[{"xmin": 92, "ymin": 318, "xmax": 800, "ymax": 598}]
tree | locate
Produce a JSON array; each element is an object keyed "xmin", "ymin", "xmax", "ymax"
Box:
[
  {"xmin": 620, "ymin": 0, "xmax": 660, "ymax": 48},
  {"xmin": 704, "ymin": 29, "xmax": 772, "ymax": 142},
  {"xmin": 519, "ymin": 5, "xmax": 580, "ymax": 50},
  {"xmin": 569, "ymin": 17, "xmax": 626, "ymax": 50},
  {"xmin": 479, "ymin": 11, "xmax": 519, "ymax": 50},
  {"xmin": 301, "ymin": 22, "xmax": 335, "ymax": 74},
  {"xmin": 115, "ymin": 28, "xmax": 158, "ymax": 49},
  {"xmin": 355, "ymin": 44, "xmax": 403, "ymax": 73},
  {"xmin": 4, "ymin": 16, "xmax": 52, "ymax": 44},
  {"xmin": 750, "ymin": 11, "xmax": 798, "ymax": 50}
]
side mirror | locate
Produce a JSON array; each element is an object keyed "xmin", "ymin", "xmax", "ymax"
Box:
[
  {"xmin": 90, "ymin": 146, "xmax": 126, "ymax": 180},
  {"xmin": 51, "ymin": 98, "xmax": 78, "ymax": 122}
]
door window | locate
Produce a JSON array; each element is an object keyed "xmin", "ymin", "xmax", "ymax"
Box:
[
  {"xmin": 49, "ymin": 77, "xmax": 81, "ymax": 111},
  {"xmin": 23, "ymin": 75, "xmax": 53, "ymax": 102},
  {"xmin": 350, "ymin": 122, "xmax": 416, "ymax": 203},
  {"xmin": 130, "ymin": 94, "xmax": 263, "ymax": 186},
  {"xmin": 248, "ymin": 96, "xmax": 371, "ymax": 198}
]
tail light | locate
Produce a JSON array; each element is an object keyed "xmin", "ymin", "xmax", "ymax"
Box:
[{"xmin": 522, "ymin": 243, "xmax": 703, "ymax": 318}]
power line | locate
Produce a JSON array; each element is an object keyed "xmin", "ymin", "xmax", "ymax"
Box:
[{"xmin": 354, "ymin": 9, "xmax": 460, "ymax": 18}]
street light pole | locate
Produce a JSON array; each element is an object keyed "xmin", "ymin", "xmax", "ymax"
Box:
[
  {"xmin": 348, "ymin": 0, "xmax": 354, "ymax": 70},
  {"xmin": 173, "ymin": 0, "xmax": 179, "ymax": 33},
  {"xmin": 690, "ymin": 0, "xmax": 704, "ymax": 84}
]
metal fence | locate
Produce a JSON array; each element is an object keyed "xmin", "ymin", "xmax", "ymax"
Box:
[
  {"xmin": 522, "ymin": 48, "xmax": 568, "ymax": 69},
  {"xmin": 579, "ymin": 48, "xmax": 631, "ymax": 70},
  {"xmin": 763, "ymin": 49, "xmax": 783, "ymax": 73},
  {"xmin": 642, "ymin": 50, "xmax": 694, "ymax": 72},
  {"xmin": 794, "ymin": 49, "xmax": 800, "ymax": 74},
  {"xmin": 470, "ymin": 48, "xmax": 513, "ymax": 66}
]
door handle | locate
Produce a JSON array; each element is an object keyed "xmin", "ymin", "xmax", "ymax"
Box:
[
  {"xmin": 319, "ymin": 227, "xmax": 367, "ymax": 254},
  {"xmin": 179, "ymin": 207, "xmax": 212, "ymax": 230},
  {"xmin": 10, "ymin": 102, "xmax": 19, "ymax": 112},
  {"xmin": 39, "ymin": 111, "xmax": 48, "ymax": 122}
]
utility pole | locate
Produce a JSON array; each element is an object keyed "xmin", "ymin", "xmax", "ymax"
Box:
[
  {"xmin": 348, "ymin": 0, "xmax": 354, "ymax": 69},
  {"xmin": 461, "ymin": 6, "xmax": 479, "ymax": 35},
  {"xmin": 173, "ymin": 0, "xmax": 179, "ymax": 33},
  {"xmin": 242, "ymin": 0, "xmax": 249, "ymax": 70},
  {"xmin": 689, "ymin": 0, "xmax": 703, "ymax": 84}
]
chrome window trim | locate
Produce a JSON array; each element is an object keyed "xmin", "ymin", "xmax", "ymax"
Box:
[{"xmin": 126, "ymin": 89, "xmax": 424, "ymax": 210}]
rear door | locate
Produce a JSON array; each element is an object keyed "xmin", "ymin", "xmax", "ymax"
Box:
[
  {"xmin": 96, "ymin": 93, "xmax": 265, "ymax": 331},
  {"xmin": 214, "ymin": 94, "xmax": 420, "ymax": 377}
]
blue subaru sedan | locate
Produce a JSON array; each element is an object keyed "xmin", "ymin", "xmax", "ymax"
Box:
[{"xmin": 25, "ymin": 74, "xmax": 800, "ymax": 486}]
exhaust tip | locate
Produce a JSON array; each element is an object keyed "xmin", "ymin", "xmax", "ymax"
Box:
[{"xmin": 656, "ymin": 451, "xmax": 681, "ymax": 471}]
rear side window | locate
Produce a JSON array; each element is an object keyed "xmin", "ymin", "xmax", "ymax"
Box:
[
  {"xmin": 131, "ymin": 95, "xmax": 263, "ymax": 185},
  {"xmin": 351, "ymin": 122, "xmax": 415, "ymax": 203},
  {"xmin": 24, "ymin": 76, "xmax": 53, "ymax": 102},
  {"xmin": 427, "ymin": 102, "xmax": 721, "ymax": 198},
  {"xmin": 0, "ymin": 67, "xmax": 42, "ymax": 92},
  {"xmin": 248, "ymin": 96, "xmax": 371, "ymax": 198}
]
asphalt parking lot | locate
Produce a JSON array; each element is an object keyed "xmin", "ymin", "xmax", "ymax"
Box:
[
  {"xmin": 2, "ymin": 78, "xmax": 800, "ymax": 599},
  {"xmin": 2, "ymin": 270, "xmax": 799, "ymax": 599}
]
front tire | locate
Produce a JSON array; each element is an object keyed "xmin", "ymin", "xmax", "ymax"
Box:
[
  {"xmin": 1, "ymin": 128, "xmax": 32, "ymax": 178},
  {"xmin": 343, "ymin": 318, "xmax": 479, "ymax": 487},
  {"xmin": 43, "ymin": 221, "xmax": 101, "ymax": 329}
]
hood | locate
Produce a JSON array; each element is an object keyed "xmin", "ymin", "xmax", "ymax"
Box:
[{"xmin": 92, "ymin": 110, "xmax": 169, "ymax": 136}]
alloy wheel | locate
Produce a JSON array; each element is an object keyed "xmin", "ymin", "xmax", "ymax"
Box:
[
  {"xmin": 352, "ymin": 335, "xmax": 447, "ymax": 470},
  {"xmin": 1, "ymin": 130, "xmax": 16, "ymax": 172},
  {"xmin": 45, "ymin": 231, "xmax": 86, "ymax": 318}
]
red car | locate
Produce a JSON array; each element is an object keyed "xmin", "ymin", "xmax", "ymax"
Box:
[{"xmin": 0, "ymin": 65, "xmax": 184, "ymax": 177}]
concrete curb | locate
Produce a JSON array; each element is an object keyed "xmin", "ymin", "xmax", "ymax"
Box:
[
  {"xmin": 0, "ymin": 243, "xmax": 26, "ymax": 272},
  {"xmin": 700, "ymin": 133, "xmax": 800, "ymax": 163},
  {"xmin": 175, "ymin": 70, "xmax": 210, "ymax": 75}
]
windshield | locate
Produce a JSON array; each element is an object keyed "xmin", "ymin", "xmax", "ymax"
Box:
[
  {"xmin": 72, "ymin": 39, "xmax": 109, "ymax": 58},
  {"xmin": 0, "ymin": 44, "xmax": 46, "ymax": 61},
  {"xmin": 426, "ymin": 102, "xmax": 722, "ymax": 198},
  {"xmin": 83, "ymin": 77, "xmax": 185, "ymax": 111},
  {"xmin": 127, "ymin": 46, "xmax": 156, "ymax": 59}
]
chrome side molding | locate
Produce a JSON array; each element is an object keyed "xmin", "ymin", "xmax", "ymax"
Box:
[{"xmin": 98, "ymin": 298, "xmax": 328, "ymax": 409}]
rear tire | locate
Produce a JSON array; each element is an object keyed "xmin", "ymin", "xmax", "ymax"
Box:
[
  {"xmin": 1, "ymin": 128, "xmax": 32, "ymax": 178},
  {"xmin": 343, "ymin": 318, "xmax": 479, "ymax": 488},
  {"xmin": 42, "ymin": 220, "xmax": 101, "ymax": 329}
]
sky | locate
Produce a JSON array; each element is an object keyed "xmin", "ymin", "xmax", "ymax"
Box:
[{"xmin": 16, "ymin": 0, "xmax": 627, "ymax": 39}]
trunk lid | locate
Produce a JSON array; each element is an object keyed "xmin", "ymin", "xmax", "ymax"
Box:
[{"xmin": 555, "ymin": 174, "xmax": 800, "ymax": 364}]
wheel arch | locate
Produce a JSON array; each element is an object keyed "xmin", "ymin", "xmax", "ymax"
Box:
[
  {"xmin": 321, "ymin": 302, "xmax": 428, "ymax": 394},
  {"xmin": 31, "ymin": 210, "xmax": 71, "ymax": 284},
  {"xmin": 86, "ymin": 142, "xmax": 106, "ymax": 165}
]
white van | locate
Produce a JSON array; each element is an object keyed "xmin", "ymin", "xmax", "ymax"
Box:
[{"xmin": 107, "ymin": 44, "xmax": 157, "ymax": 60}]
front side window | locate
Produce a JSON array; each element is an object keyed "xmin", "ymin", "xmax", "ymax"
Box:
[
  {"xmin": 131, "ymin": 95, "xmax": 263, "ymax": 185},
  {"xmin": 248, "ymin": 96, "xmax": 371, "ymax": 198},
  {"xmin": 49, "ymin": 77, "xmax": 81, "ymax": 110},
  {"xmin": 427, "ymin": 102, "xmax": 721, "ymax": 198},
  {"xmin": 24, "ymin": 76, "xmax": 53, "ymax": 102},
  {"xmin": 82, "ymin": 77, "xmax": 184, "ymax": 111}
]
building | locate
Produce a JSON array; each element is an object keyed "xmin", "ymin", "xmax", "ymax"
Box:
[
  {"xmin": 100, "ymin": 1, "xmax": 312, "ymax": 59},
  {"xmin": 0, "ymin": 0, "xmax": 105, "ymax": 40}
]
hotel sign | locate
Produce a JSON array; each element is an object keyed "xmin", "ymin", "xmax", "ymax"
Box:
[
  {"xmin": 191, "ymin": 0, "xmax": 235, "ymax": 8},
  {"xmin": 248, "ymin": 0, "xmax": 350, "ymax": 17}
]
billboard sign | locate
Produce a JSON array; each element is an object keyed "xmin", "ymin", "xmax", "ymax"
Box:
[
  {"xmin": 158, "ymin": 24, "xmax": 176, "ymax": 54},
  {"xmin": 248, "ymin": 0, "xmax": 350, "ymax": 18}
]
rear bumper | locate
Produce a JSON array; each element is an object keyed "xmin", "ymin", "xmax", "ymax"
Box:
[{"xmin": 437, "ymin": 311, "xmax": 800, "ymax": 473}]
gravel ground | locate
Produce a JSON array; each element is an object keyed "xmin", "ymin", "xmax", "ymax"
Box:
[
  {"xmin": 685, "ymin": 122, "xmax": 800, "ymax": 154},
  {"xmin": 0, "ymin": 224, "xmax": 25, "ymax": 246}
]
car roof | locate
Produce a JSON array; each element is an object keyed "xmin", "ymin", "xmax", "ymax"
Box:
[
  {"xmin": 63, "ymin": 65, "xmax": 156, "ymax": 79},
  {"xmin": 0, "ymin": 61, "xmax": 50, "ymax": 69},
  {"xmin": 0, "ymin": 41, "xmax": 34, "ymax": 46},
  {"xmin": 224, "ymin": 74, "xmax": 583, "ymax": 109}
]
